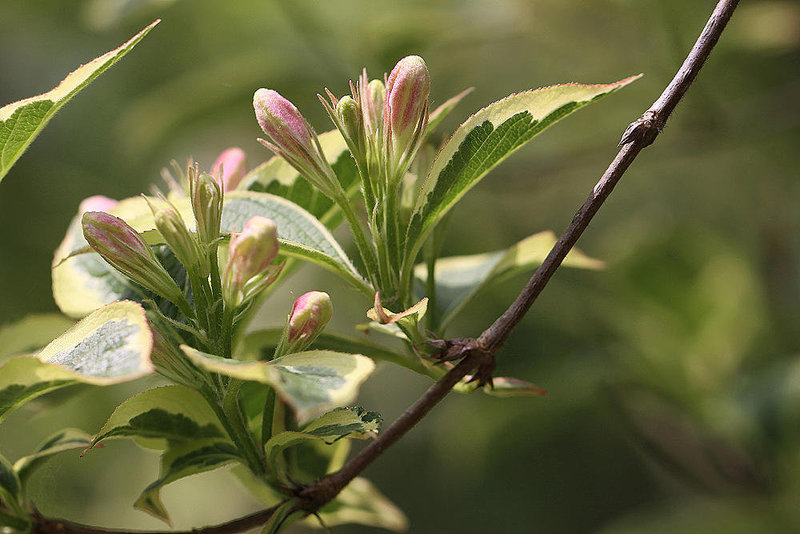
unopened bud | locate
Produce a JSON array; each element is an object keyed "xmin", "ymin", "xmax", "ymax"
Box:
[
  {"xmin": 336, "ymin": 96, "xmax": 362, "ymax": 148},
  {"xmin": 253, "ymin": 89, "xmax": 339, "ymax": 197},
  {"xmin": 149, "ymin": 199, "xmax": 207, "ymax": 277},
  {"xmin": 384, "ymin": 56, "xmax": 430, "ymax": 177},
  {"xmin": 212, "ymin": 148, "xmax": 248, "ymax": 192},
  {"xmin": 79, "ymin": 195, "xmax": 118, "ymax": 214},
  {"xmin": 363, "ymin": 79, "xmax": 385, "ymax": 138},
  {"xmin": 288, "ymin": 291, "xmax": 333, "ymax": 344},
  {"xmin": 222, "ymin": 216, "xmax": 280, "ymax": 306},
  {"xmin": 190, "ymin": 172, "xmax": 222, "ymax": 246},
  {"xmin": 82, "ymin": 212, "xmax": 185, "ymax": 305}
]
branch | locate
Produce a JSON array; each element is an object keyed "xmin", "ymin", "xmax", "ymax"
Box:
[{"xmin": 30, "ymin": 1, "xmax": 739, "ymax": 532}]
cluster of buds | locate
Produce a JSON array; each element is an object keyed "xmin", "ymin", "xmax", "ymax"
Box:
[
  {"xmin": 275, "ymin": 291, "xmax": 333, "ymax": 356},
  {"xmin": 318, "ymin": 55, "xmax": 430, "ymax": 188},
  {"xmin": 222, "ymin": 215, "xmax": 283, "ymax": 308},
  {"xmin": 253, "ymin": 89, "xmax": 343, "ymax": 200}
]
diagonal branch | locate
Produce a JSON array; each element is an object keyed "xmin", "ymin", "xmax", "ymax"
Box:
[{"xmin": 30, "ymin": 0, "xmax": 740, "ymax": 532}]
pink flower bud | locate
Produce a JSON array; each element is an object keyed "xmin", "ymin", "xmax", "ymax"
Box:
[
  {"xmin": 288, "ymin": 291, "xmax": 333, "ymax": 344},
  {"xmin": 79, "ymin": 195, "xmax": 118, "ymax": 214},
  {"xmin": 212, "ymin": 148, "xmax": 248, "ymax": 192},
  {"xmin": 254, "ymin": 89, "xmax": 313, "ymax": 154},
  {"xmin": 82, "ymin": 212, "xmax": 185, "ymax": 305},
  {"xmin": 223, "ymin": 216, "xmax": 280, "ymax": 305},
  {"xmin": 253, "ymin": 89, "xmax": 340, "ymax": 197},
  {"xmin": 384, "ymin": 56, "xmax": 430, "ymax": 177}
]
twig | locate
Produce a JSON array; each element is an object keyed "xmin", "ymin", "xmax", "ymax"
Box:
[{"xmin": 30, "ymin": 1, "xmax": 740, "ymax": 532}]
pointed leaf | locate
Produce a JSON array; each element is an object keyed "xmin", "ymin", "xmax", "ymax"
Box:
[
  {"xmin": 415, "ymin": 230, "xmax": 603, "ymax": 328},
  {"xmin": 0, "ymin": 314, "xmax": 74, "ymax": 360},
  {"xmin": 0, "ymin": 20, "xmax": 159, "ymax": 182},
  {"xmin": 182, "ymin": 347, "xmax": 375, "ymax": 425},
  {"xmin": 308, "ymin": 477, "xmax": 408, "ymax": 532},
  {"xmin": 90, "ymin": 385, "xmax": 228, "ymax": 450},
  {"xmin": 134, "ymin": 440, "xmax": 241, "ymax": 524},
  {"xmin": 427, "ymin": 87, "xmax": 473, "ymax": 135},
  {"xmin": 0, "ymin": 301, "xmax": 153, "ymax": 421},
  {"xmin": 14, "ymin": 429, "xmax": 92, "ymax": 485},
  {"xmin": 405, "ymin": 76, "xmax": 640, "ymax": 265}
]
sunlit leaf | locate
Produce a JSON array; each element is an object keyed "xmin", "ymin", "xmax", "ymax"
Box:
[
  {"xmin": 134, "ymin": 440, "xmax": 241, "ymax": 524},
  {"xmin": 90, "ymin": 385, "xmax": 228, "ymax": 451},
  {"xmin": 0, "ymin": 301, "xmax": 153, "ymax": 422},
  {"xmin": 181, "ymin": 346, "xmax": 375, "ymax": 425},
  {"xmin": 405, "ymin": 76, "xmax": 640, "ymax": 267},
  {"xmin": 0, "ymin": 20, "xmax": 159, "ymax": 182},
  {"xmin": 415, "ymin": 230, "xmax": 603, "ymax": 328},
  {"xmin": 0, "ymin": 313, "xmax": 74, "ymax": 360}
]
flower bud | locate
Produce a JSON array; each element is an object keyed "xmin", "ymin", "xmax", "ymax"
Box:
[
  {"xmin": 79, "ymin": 195, "xmax": 118, "ymax": 214},
  {"xmin": 190, "ymin": 171, "xmax": 222, "ymax": 246},
  {"xmin": 222, "ymin": 216, "xmax": 280, "ymax": 306},
  {"xmin": 148, "ymin": 199, "xmax": 207, "ymax": 277},
  {"xmin": 336, "ymin": 96, "xmax": 362, "ymax": 149},
  {"xmin": 288, "ymin": 291, "xmax": 333, "ymax": 344},
  {"xmin": 212, "ymin": 148, "xmax": 248, "ymax": 192},
  {"xmin": 82, "ymin": 211, "xmax": 185, "ymax": 305},
  {"xmin": 362, "ymin": 78, "xmax": 385, "ymax": 138},
  {"xmin": 384, "ymin": 56, "xmax": 430, "ymax": 177},
  {"xmin": 253, "ymin": 89, "xmax": 340, "ymax": 198}
]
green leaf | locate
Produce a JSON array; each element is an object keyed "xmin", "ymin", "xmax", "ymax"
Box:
[
  {"xmin": 264, "ymin": 407, "xmax": 380, "ymax": 484},
  {"xmin": 308, "ymin": 477, "xmax": 408, "ymax": 532},
  {"xmin": 13, "ymin": 429, "xmax": 92, "ymax": 486},
  {"xmin": 0, "ymin": 301, "xmax": 153, "ymax": 422},
  {"xmin": 0, "ymin": 313, "xmax": 74, "ymax": 360},
  {"xmin": 134, "ymin": 440, "xmax": 241, "ymax": 524},
  {"xmin": 405, "ymin": 76, "xmax": 640, "ymax": 266},
  {"xmin": 0, "ymin": 20, "xmax": 159, "ymax": 183},
  {"xmin": 0, "ymin": 453, "xmax": 27, "ymax": 525},
  {"xmin": 415, "ymin": 230, "xmax": 603, "ymax": 329},
  {"xmin": 90, "ymin": 385, "xmax": 228, "ymax": 451},
  {"xmin": 181, "ymin": 346, "xmax": 376, "ymax": 425},
  {"xmin": 221, "ymin": 191, "xmax": 370, "ymax": 295},
  {"xmin": 238, "ymin": 329, "xmax": 428, "ymax": 375}
]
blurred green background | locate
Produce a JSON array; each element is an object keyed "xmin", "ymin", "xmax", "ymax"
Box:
[{"xmin": 1, "ymin": 0, "xmax": 799, "ymax": 532}]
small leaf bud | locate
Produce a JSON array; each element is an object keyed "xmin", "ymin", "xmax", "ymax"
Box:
[
  {"xmin": 336, "ymin": 96, "xmax": 362, "ymax": 149},
  {"xmin": 212, "ymin": 148, "xmax": 248, "ymax": 192},
  {"xmin": 190, "ymin": 171, "xmax": 223, "ymax": 246},
  {"xmin": 148, "ymin": 199, "xmax": 207, "ymax": 277}
]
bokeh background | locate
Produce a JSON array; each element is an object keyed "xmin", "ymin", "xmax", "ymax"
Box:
[{"xmin": 1, "ymin": 0, "xmax": 800, "ymax": 532}]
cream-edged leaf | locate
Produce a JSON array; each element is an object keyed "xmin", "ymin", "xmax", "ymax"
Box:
[
  {"xmin": 415, "ymin": 230, "xmax": 602, "ymax": 328},
  {"xmin": 90, "ymin": 385, "xmax": 228, "ymax": 450},
  {"xmin": 0, "ymin": 21, "xmax": 159, "ymax": 182},
  {"xmin": 405, "ymin": 76, "xmax": 640, "ymax": 267},
  {"xmin": 181, "ymin": 346, "xmax": 375, "ymax": 425}
]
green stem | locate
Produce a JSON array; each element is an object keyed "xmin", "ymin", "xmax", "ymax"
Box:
[
  {"xmin": 337, "ymin": 194, "xmax": 380, "ymax": 288},
  {"xmin": 260, "ymin": 388, "xmax": 277, "ymax": 446}
]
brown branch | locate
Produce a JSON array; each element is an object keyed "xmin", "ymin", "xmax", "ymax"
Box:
[
  {"xmin": 30, "ymin": 1, "xmax": 740, "ymax": 532},
  {"xmin": 31, "ymin": 506, "xmax": 280, "ymax": 534}
]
